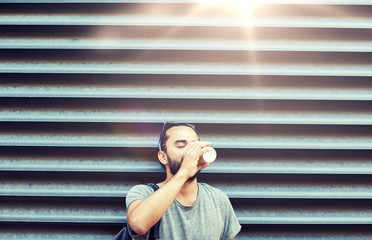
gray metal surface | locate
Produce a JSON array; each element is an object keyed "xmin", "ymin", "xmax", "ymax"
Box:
[
  {"xmin": 4, "ymin": 0, "xmax": 372, "ymax": 4},
  {"xmin": 2, "ymin": 62, "xmax": 372, "ymax": 76},
  {"xmin": 1, "ymin": 15, "xmax": 372, "ymax": 28},
  {"xmin": 1, "ymin": 75, "xmax": 372, "ymax": 100},
  {"xmin": 1, "ymin": 1, "xmax": 372, "ymax": 239}
]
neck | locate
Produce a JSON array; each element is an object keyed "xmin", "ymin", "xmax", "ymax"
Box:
[
  {"xmin": 178, "ymin": 178, "xmax": 198, "ymax": 195},
  {"xmin": 177, "ymin": 178, "xmax": 199, "ymax": 206},
  {"xmin": 161, "ymin": 173, "xmax": 199, "ymax": 206}
]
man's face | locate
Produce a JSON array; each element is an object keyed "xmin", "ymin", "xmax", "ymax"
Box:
[{"xmin": 164, "ymin": 126, "xmax": 200, "ymax": 181}]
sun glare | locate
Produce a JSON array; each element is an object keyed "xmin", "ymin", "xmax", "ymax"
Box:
[{"xmin": 202, "ymin": 0, "xmax": 260, "ymax": 18}]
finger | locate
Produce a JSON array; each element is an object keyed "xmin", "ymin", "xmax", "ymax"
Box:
[
  {"xmin": 186, "ymin": 141, "xmax": 211, "ymax": 152},
  {"xmin": 199, "ymin": 141, "xmax": 212, "ymax": 147},
  {"xmin": 198, "ymin": 162, "xmax": 210, "ymax": 170},
  {"xmin": 201, "ymin": 146, "xmax": 214, "ymax": 154},
  {"xmin": 184, "ymin": 141, "xmax": 202, "ymax": 152}
]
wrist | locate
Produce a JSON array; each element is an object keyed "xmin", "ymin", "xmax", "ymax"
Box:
[{"xmin": 173, "ymin": 170, "xmax": 189, "ymax": 183}]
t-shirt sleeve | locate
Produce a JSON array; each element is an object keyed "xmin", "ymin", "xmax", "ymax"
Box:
[
  {"xmin": 125, "ymin": 184, "xmax": 155, "ymax": 240},
  {"xmin": 221, "ymin": 193, "xmax": 241, "ymax": 240},
  {"xmin": 126, "ymin": 184, "xmax": 155, "ymax": 209}
]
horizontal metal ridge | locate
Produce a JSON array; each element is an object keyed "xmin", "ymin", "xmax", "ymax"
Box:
[
  {"xmin": 236, "ymin": 200, "xmax": 372, "ymax": 224},
  {"xmin": 2, "ymin": 38, "xmax": 372, "ymax": 52},
  {"xmin": 1, "ymin": 62, "xmax": 372, "ymax": 76},
  {"xmin": 1, "ymin": 84, "xmax": 372, "ymax": 101},
  {"xmin": 1, "ymin": 221, "xmax": 372, "ymax": 240},
  {"xmin": 1, "ymin": 110, "xmax": 371, "ymax": 125},
  {"xmin": 238, "ymin": 216, "xmax": 372, "ymax": 225},
  {"xmin": 1, "ymin": 204, "xmax": 372, "ymax": 224},
  {"xmin": 1, "ymin": 135, "xmax": 372, "ymax": 149},
  {"xmin": 1, "ymin": 148, "xmax": 370, "ymax": 174},
  {"xmin": 0, "ymin": 223, "xmax": 115, "ymax": 240},
  {"xmin": 0, "ymin": 233, "xmax": 113, "ymax": 240},
  {"xmin": 1, "ymin": 215, "xmax": 372, "ymax": 225},
  {"xmin": 5, "ymin": 215, "xmax": 372, "ymax": 225},
  {"xmin": 0, "ymin": 214, "xmax": 122, "ymax": 224},
  {"xmin": 2, "ymin": 158, "xmax": 372, "ymax": 174},
  {"xmin": 0, "ymin": 199, "xmax": 123, "ymax": 224},
  {"xmin": 208, "ymin": 160, "xmax": 372, "ymax": 174},
  {"xmin": 1, "ymin": 15, "xmax": 372, "ymax": 29},
  {"xmin": 237, "ymin": 227, "xmax": 372, "ymax": 240},
  {"xmin": 1, "ymin": 181, "xmax": 371, "ymax": 199}
]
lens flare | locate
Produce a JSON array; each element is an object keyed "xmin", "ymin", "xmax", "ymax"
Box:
[{"xmin": 202, "ymin": 0, "xmax": 260, "ymax": 18}]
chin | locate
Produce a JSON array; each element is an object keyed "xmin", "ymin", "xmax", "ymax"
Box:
[{"xmin": 187, "ymin": 170, "xmax": 201, "ymax": 182}]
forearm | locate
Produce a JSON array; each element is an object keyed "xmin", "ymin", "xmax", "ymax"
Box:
[{"xmin": 127, "ymin": 172, "xmax": 188, "ymax": 235}]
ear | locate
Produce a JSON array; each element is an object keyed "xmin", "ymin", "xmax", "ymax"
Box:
[{"xmin": 158, "ymin": 151, "xmax": 168, "ymax": 166}]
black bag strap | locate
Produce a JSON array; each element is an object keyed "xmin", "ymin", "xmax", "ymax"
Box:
[
  {"xmin": 144, "ymin": 183, "xmax": 160, "ymax": 191},
  {"xmin": 143, "ymin": 183, "xmax": 161, "ymax": 240}
]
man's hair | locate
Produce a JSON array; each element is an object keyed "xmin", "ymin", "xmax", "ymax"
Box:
[{"xmin": 158, "ymin": 122, "xmax": 196, "ymax": 169}]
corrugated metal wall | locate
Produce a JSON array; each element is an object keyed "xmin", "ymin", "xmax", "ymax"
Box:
[{"xmin": 1, "ymin": 1, "xmax": 372, "ymax": 239}]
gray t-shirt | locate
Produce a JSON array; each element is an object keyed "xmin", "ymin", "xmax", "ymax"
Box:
[{"xmin": 126, "ymin": 182, "xmax": 241, "ymax": 240}]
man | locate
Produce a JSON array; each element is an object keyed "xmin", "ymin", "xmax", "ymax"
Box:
[{"xmin": 126, "ymin": 122, "xmax": 241, "ymax": 239}]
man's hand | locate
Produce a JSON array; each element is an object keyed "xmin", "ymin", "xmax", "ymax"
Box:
[{"xmin": 178, "ymin": 141, "xmax": 211, "ymax": 180}]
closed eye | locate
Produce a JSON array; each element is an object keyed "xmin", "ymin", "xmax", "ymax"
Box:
[
  {"xmin": 176, "ymin": 143, "xmax": 187, "ymax": 148},
  {"xmin": 175, "ymin": 140, "xmax": 187, "ymax": 148}
]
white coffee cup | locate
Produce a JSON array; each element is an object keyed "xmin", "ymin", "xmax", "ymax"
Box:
[
  {"xmin": 201, "ymin": 147, "xmax": 217, "ymax": 163},
  {"xmin": 184, "ymin": 144, "xmax": 217, "ymax": 163}
]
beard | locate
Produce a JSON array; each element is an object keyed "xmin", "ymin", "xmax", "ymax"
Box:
[{"xmin": 167, "ymin": 153, "xmax": 200, "ymax": 182}]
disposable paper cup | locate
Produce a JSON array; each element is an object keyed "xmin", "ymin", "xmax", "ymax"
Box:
[
  {"xmin": 201, "ymin": 147, "xmax": 217, "ymax": 163},
  {"xmin": 184, "ymin": 145, "xmax": 217, "ymax": 163}
]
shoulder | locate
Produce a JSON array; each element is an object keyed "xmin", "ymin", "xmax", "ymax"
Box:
[
  {"xmin": 199, "ymin": 182, "xmax": 226, "ymax": 194},
  {"xmin": 128, "ymin": 184, "xmax": 156, "ymax": 196},
  {"xmin": 126, "ymin": 184, "xmax": 156, "ymax": 208}
]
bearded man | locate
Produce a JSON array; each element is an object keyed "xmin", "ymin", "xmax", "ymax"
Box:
[{"xmin": 126, "ymin": 122, "xmax": 241, "ymax": 240}]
